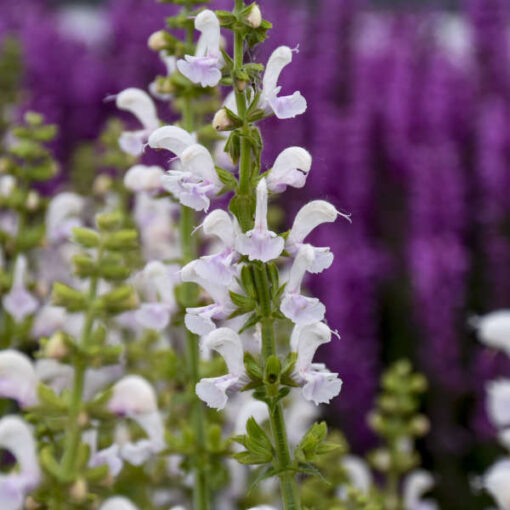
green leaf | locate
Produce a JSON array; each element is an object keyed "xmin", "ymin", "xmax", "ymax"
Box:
[
  {"xmin": 248, "ymin": 465, "xmax": 277, "ymax": 493},
  {"xmin": 238, "ymin": 312, "xmax": 261, "ymax": 334},
  {"xmin": 216, "ymin": 166, "xmax": 238, "ymax": 190}
]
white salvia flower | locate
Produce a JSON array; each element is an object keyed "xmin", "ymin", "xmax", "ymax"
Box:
[
  {"xmin": 134, "ymin": 261, "xmax": 178, "ymax": 331},
  {"xmin": 46, "ymin": 192, "xmax": 85, "ymax": 243},
  {"xmin": 0, "ymin": 175, "xmax": 16, "ymax": 197},
  {"xmin": 83, "ymin": 429, "xmax": 124, "ymax": 478},
  {"xmin": 2, "ymin": 255, "xmax": 38, "ymax": 323},
  {"xmin": 149, "ymin": 50, "xmax": 177, "ymax": 100},
  {"xmin": 341, "ymin": 455, "xmax": 372, "ymax": 494},
  {"xmin": 475, "ymin": 310, "xmax": 510, "ymax": 356},
  {"xmin": 0, "ymin": 416, "xmax": 40, "ymax": 510},
  {"xmin": 116, "ymin": 88, "xmax": 160, "ymax": 156},
  {"xmin": 280, "ymin": 245, "xmax": 326, "ymax": 325},
  {"xmin": 31, "ymin": 305, "xmax": 67, "ymax": 338},
  {"xmin": 99, "ymin": 497, "xmax": 139, "ymax": 510},
  {"xmin": 148, "ymin": 126, "xmax": 221, "ymax": 211},
  {"xmin": 287, "ymin": 200, "xmax": 349, "ymax": 274},
  {"xmin": 0, "ymin": 350, "xmax": 37, "ymax": 407},
  {"xmin": 181, "ymin": 260, "xmax": 235, "ymax": 335},
  {"xmin": 235, "ymin": 178, "xmax": 284, "ymax": 262},
  {"xmin": 261, "ymin": 46, "xmax": 307, "ymax": 119},
  {"xmin": 196, "ymin": 328, "xmax": 248, "ymax": 409},
  {"xmin": 124, "ymin": 165, "xmax": 165, "ymax": 193},
  {"xmin": 108, "ymin": 376, "xmax": 165, "ymax": 465},
  {"xmin": 290, "ymin": 322, "xmax": 342, "ymax": 404},
  {"xmin": 194, "ymin": 209, "xmax": 239, "ymax": 285},
  {"xmin": 484, "ymin": 459, "xmax": 510, "ymax": 510},
  {"xmin": 177, "ymin": 10, "xmax": 223, "ymax": 87},
  {"xmin": 403, "ymin": 470, "xmax": 437, "ymax": 510},
  {"xmin": 487, "ymin": 379, "xmax": 510, "ymax": 430},
  {"xmin": 266, "ymin": 147, "xmax": 312, "ymax": 193}
]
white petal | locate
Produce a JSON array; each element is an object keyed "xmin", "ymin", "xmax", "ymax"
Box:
[
  {"xmin": 234, "ymin": 400, "xmax": 268, "ymax": 435},
  {"xmin": 235, "ymin": 230, "xmax": 284, "ymax": 262},
  {"xmin": 177, "ymin": 56, "xmax": 222, "ymax": 87},
  {"xmin": 99, "ymin": 497, "xmax": 140, "ymax": 510},
  {"xmin": 342, "ymin": 455, "xmax": 372, "ymax": 493},
  {"xmin": 124, "ymin": 165, "xmax": 164, "ymax": 193},
  {"xmin": 292, "ymin": 322, "xmax": 331, "ymax": 371},
  {"xmin": 116, "ymin": 88, "xmax": 159, "ymax": 130},
  {"xmin": 194, "ymin": 9, "xmax": 221, "ymax": 57},
  {"xmin": 31, "ymin": 305, "xmax": 66, "ymax": 338},
  {"xmin": 203, "ymin": 327, "xmax": 245, "ymax": 375},
  {"xmin": 185, "ymin": 306, "xmax": 217, "ymax": 336},
  {"xmin": 89, "ymin": 443, "xmax": 124, "ymax": 477},
  {"xmin": 281, "ymin": 294, "xmax": 325, "ymax": 325},
  {"xmin": 476, "ymin": 310, "xmax": 510, "ymax": 356},
  {"xmin": 286, "ymin": 244, "xmax": 315, "ymax": 293},
  {"xmin": 118, "ymin": 131, "xmax": 147, "ymax": 156},
  {"xmin": 267, "ymin": 147, "xmax": 312, "ymax": 193},
  {"xmin": 269, "ymin": 91, "xmax": 307, "ymax": 119},
  {"xmin": 46, "ymin": 192, "xmax": 85, "ymax": 243},
  {"xmin": 0, "ymin": 350, "xmax": 37, "ymax": 407},
  {"xmin": 135, "ymin": 303, "xmax": 171, "ymax": 331},
  {"xmin": 302, "ymin": 369, "xmax": 342, "ymax": 405},
  {"xmin": 403, "ymin": 470, "xmax": 435, "ymax": 510},
  {"xmin": 487, "ymin": 379, "xmax": 510, "ymax": 429},
  {"xmin": 287, "ymin": 200, "xmax": 340, "ymax": 247},
  {"xmin": 180, "ymin": 144, "xmax": 221, "ymax": 188},
  {"xmin": 203, "ymin": 209, "xmax": 236, "ymax": 248},
  {"xmin": 121, "ymin": 439, "xmax": 154, "ymax": 466},
  {"xmin": 263, "ymin": 46, "xmax": 293, "ymax": 98},
  {"xmin": 109, "ymin": 375, "xmax": 158, "ymax": 416},
  {"xmin": 196, "ymin": 374, "xmax": 242, "ymax": 410},
  {"xmin": 148, "ymin": 125, "xmax": 195, "ymax": 156},
  {"xmin": 161, "ymin": 172, "xmax": 211, "ymax": 211}
]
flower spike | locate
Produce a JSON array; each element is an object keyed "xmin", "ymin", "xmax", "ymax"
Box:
[{"xmin": 235, "ymin": 178, "xmax": 284, "ymax": 262}]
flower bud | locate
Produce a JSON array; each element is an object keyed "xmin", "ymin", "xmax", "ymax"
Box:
[
  {"xmin": 25, "ymin": 496, "xmax": 40, "ymax": 509},
  {"xmin": 244, "ymin": 3, "xmax": 262, "ymax": 28},
  {"xmin": 78, "ymin": 411, "xmax": 89, "ymax": 427},
  {"xmin": 93, "ymin": 174, "xmax": 113, "ymax": 196},
  {"xmin": 69, "ymin": 478, "xmax": 87, "ymax": 502},
  {"xmin": 410, "ymin": 415, "xmax": 430, "ymax": 436},
  {"xmin": 44, "ymin": 332, "xmax": 69, "ymax": 360},
  {"xmin": 26, "ymin": 191, "xmax": 40, "ymax": 211},
  {"xmin": 370, "ymin": 448, "xmax": 391, "ymax": 471},
  {"xmin": 212, "ymin": 108, "xmax": 232, "ymax": 131},
  {"xmin": 148, "ymin": 30, "xmax": 169, "ymax": 51}
]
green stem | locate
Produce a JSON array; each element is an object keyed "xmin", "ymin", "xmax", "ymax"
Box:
[
  {"xmin": 60, "ymin": 272, "xmax": 99, "ymax": 474},
  {"xmin": 180, "ymin": 5, "xmax": 210, "ymax": 507},
  {"xmin": 258, "ymin": 267, "xmax": 301, "ymax": 510}
]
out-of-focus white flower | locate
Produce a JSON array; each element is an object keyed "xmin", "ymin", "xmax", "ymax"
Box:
[
  {"xmin": 0, "ymin": 350, "xmax": 37, "ymax": 407},
  {"xmin": 181, "ymin": 260, "xmax": 235, "ymax": 336},
  {"xmin": 260, "ymin": 46, "xmax": 307, "ymax": 119},
  {"xmin": 177, "ymin": 10, "xmax": 223, "ymax": 87},
  {"xmin": 116, "ymin": 88, "xmax": 160, "ymax": 156},
  {"xmin": 474, "ymin": 310, "xmax": 510, "ymax": 356},
  {"xmin": 83, "ymin": 429, "xmax": 123, "ymax": 478},
  {"xmin": 134, "ymin": 261, "xmax": 178, "ymax": 331},
  {"xmin": 484, "ymin": 459, "xmax": 510, "ymax": 510},
  {"xmin": 124, "ymin": 165, "xmax": 165, "ymax": 193},
  {"xmin": 280, "ymin": 245, "xmax": 326, "ymax": 325},
  {"xmin": 108, "ymin": 375, "xmax": 165, "ymax": 465},
  {"xmin": 0, "ymin": 416, "xmax": 40, "ymax": 510},
  {"xmin": 236, "ymin": 178, "xmax": 284, "ymax": 262},
  {"xmin": 196, "ymin": 328, "xmax": 248, "ymax": 409},
  {"xmin": 0, "ymin": 175, "xmax": 16, "ymax": 197},
  {"xmin": 286, "ymin": 200, "xmax": 349, "ymax": 274},
  {"xmin": 266, "ymin": 147, "xmax": 312, "ymax": 193},
  {"xmin": 99, "ymin": 497, "xmax": 139, "ymax": 510},
  {"xmin": 148, "ymin": 126, "xmax": 221, "ymax": 211},
  {"xmin": 403, "ymin": 470, "xmax": 437, "ymax": 510},
  {"xmin": 341, "ymin": 455, "xmax": 372, "ymax": 494},
  {"xmin": 46, "ymin": 192, "xmax": 85, "ymax": 243},
  {"xmin": 31, "ymin": 305, "xmax": 67, "ymax": 338},
  {"xmin": 487, "ymin": 379, "xmax": 510, "ymax": 431},
  {"xmin": 2, "ymin": 256, "xmax": 38, "ymax": 323},
  {"xmin": 290, "ymin": 322, "xmax": 342, "ymax": 405},
  {"xmin": 149, "ymin": 50, "xmax": 177, "ymax": 100}
]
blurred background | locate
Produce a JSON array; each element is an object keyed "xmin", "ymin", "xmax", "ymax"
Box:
[{"xmin": 2, "ymin": 0, "xmax": 510, "ymax": 507}]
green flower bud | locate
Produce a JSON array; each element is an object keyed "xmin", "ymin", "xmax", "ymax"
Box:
[
  {"xmin": 72, "ymin": 228, "xmax": 100, "ymax": 248},
  {"xmin": 244, "ymin": 3, "xmax": 262, "ymax": 28}
]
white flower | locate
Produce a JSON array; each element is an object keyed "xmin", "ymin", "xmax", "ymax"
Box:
[
  {"xmin": 46, "ymin": 192, "xmax": 85, "ymax": 243},
  {"xmin": 484, "ymin": 459, "xmax": 510, "ymax": 510},
  {"xmin": 177, "ymin": 10, "xmax": 223, "ymax": 87},
  {"xmin": 286, "ymin": 200, "xmax": 348, "ymax": 274},
  {"xmin": 83, "ymin": 429, "xmax": 124, "ymax": 478},
  {"xmin": 235, "ymin": 178, "xmax": 284, "ymax": 262},
  {"xmin": 266, "ymin": 147, "xmax": 312, "ymax": 193},
  {"xmin": 134, "ymin": 261, "xmax": 178, "ymax": 331},
  {"xmin": 2, "ymin": 256, "xmax": 38, "ymax": 323},
  {"xmin": 99, "ymin": 497, "xmax": 139, "ymax": 510},
  {"xmin": 0, "ymin": 416, "xmax": 40, "ymax": 510},
  {"xmin": 475, "ymin": 310, "xmax": 510, "ymax": 356},
  {"xmin": 0, "ymin": 175, "xmax": 16, "ymax": 197},
  {"xmin": 0, "ymin": 350, "xmax": 37, "ymax": 407},
  {"xmin": 148, "ymin": 126, "xmax": 221, "ymax": 211},
  {"xmin": 280, "ymin": 245, "xmax": 326, "ymax": 325},
  {"xmin": 194, "ymin": 209, "xmax": 239, "ymax": 285},
  {"xmin": 291, "ymin": 322, "xmax": 342, "ymax": 405},
  {"xmin": 487, "ymin": 379, "xmax": 510, "ymax": 430},
  {"xmin": 196, "ymin": 328, "xmax": 248, "ymax": 409},
  {"xmin": 181, "ymin": 260, "xmax": 235, "ymax": 335},
  {"xmin": 341, "ymin": 455, "xmax": 372, "ymax": 494},
  {"xmin": 31, "ymin": 305, "xmax": 67, "ymax": 338},
  {"xmin": 149, "ymin": 50, "xmax": 177, "ymax": 100},
  {"xmin": 124, "ymin": 165, "xmax": 165, "ymax": 193},
  {"xmin": 261, "ymin": 46, "xmax": 307, "ymax": 119},
  {"xmin": 403, "ymin": 470, "xmax": 437, "ymax": 510},
  {"xmin": 108, "ymin": 376, "xmax": 165, "ymax": 465},
  {"xmin": 116, "ymin": 88, "xmax": 160, "ymax": 156}
]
